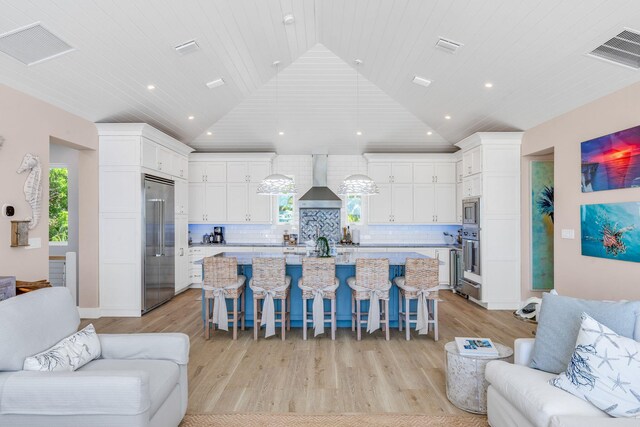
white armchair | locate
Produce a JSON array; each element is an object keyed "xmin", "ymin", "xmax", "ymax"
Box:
[{"xmin": 0, "ymin": 288, "xmax": 189, "ymax": 427}]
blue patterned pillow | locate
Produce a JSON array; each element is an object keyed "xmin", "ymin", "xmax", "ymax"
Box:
[{"xmin": 550, "ymin": 313, "xmax": 640, "ymax": 418}]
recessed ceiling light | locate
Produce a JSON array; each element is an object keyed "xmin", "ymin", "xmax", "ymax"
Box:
[
  {"xmin": 444, "ymin": 115, "xmax": 451, "ymax": 120},
  {"xmin": 356, "ymin": 131, "xmax": 362, "ymax": 136},
  {"xmin": 278, "ymin": 131, "xmax": 284, "ymax": 136},
  {"xmin": 283, "ymin": 14, "xmax": 295, "ymax": 25},
  {"xmin": 147, "ymin": 84, "xmax": 155, "ymax": 90},
  {"xmin": 427, "ymin": 131, "xmax": 433, "ymax": 135},
  {"xmin": 484, "ymin": 82, "xmax": 493, "ymax": 88},
  {"xmin": 412, "ymin": 76, "xmax": 432, "ymax": 88},
  {"xmin": 206, "ymin": 131, "xmax": 212, "ymax": 136},
  {"xmin": 188, "ymin": 115, "xmax": 195, "ymax": 120},
  {"xmin": 206, "ymin": 78, "xmax": 225, "ymax": 89}
]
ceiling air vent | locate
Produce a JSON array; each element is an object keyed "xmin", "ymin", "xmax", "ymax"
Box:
[
  {"xmin": 588, "ymin": 29, "xmax": 640, "ymax": 70},
  {"xmin": 435, "ymin": 37, "xmax": 463, "ymax": 54},
  {"xmin": 0, "ymin": 23, "xmax": 74, "ymax": 66},
  {"xmin": 175, "ymin": 40, "xmax": 199, "ymax": 55}
]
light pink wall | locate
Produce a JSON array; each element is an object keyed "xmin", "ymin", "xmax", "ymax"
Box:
[
  {"xmin": 0, "ymin": 84, "xmax": 99, "ymax": 307},
  {"xmin": 521, "ymin": 81, "xmax": 640, "ymax": 301}
]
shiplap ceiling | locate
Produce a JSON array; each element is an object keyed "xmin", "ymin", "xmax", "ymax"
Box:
[{"xmin": 2, "ymin": 1, "xmax": 640, "ymax": 153}]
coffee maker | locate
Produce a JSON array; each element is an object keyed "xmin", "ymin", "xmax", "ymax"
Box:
[{"xmin": 213, "ymin": 226, "xmax": 225, "ymax": 244}]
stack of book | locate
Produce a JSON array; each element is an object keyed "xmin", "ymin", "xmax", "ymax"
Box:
[{"xmin": 455, "ymin": 337, "xmax": 499, "ymax": 356}]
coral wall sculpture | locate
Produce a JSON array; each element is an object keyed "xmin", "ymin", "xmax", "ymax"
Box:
[{"xmin": 16, "ymin": 153, "xmax": 43, "ymax": 229}]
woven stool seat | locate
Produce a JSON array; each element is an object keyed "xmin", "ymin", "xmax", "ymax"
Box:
[
  {"xmin": 203, "ymin": 256, "xmax": 246, "ymax": 340},
  {"xmin": 348, "ymin": 258, "xmax": 391, "ymax": 341},
  {"xmin": 298, "ymin": 258, "xmax": 339, "ymax": 340},
  {"xmin": 393, "ymin": 258, "xmax": 439, "ymax": 341},
  {"xmin": 250, "ymin": 257, "xmax": 291, "ymax": 340}
]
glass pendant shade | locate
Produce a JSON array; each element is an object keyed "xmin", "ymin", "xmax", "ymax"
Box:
[
  {"xmin": 256, "ymin": 174, "xmax": 297, "ymax": 195},
  {"xmin": 338, "ymin": 174, "xmax": 379, "ymax": 195}
]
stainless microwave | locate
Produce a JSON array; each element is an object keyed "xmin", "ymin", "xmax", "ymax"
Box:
[{"xmin": 462, "ymin": 197, "xmax": 480, "ymax": 226}]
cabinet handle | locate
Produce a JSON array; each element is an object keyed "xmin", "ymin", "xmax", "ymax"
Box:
[
  {"xmin": 432, "ymin": 176, "xmax": 434, "ymax": 183},
  {"xmin": 435, "ymin": 176, "xmax": 438, "ymax": 183}
]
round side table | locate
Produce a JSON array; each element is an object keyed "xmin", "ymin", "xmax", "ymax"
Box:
[{"xmin": 444, "ymin": 341, "xmax": 513, "ymax": 414}]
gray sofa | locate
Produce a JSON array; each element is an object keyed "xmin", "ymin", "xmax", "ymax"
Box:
[{"xmin": 0, "ymin": 287, "xmax": 189, "ymax": 427}]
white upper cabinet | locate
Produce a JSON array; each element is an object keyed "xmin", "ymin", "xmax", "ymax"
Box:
[
  {"xmin": 365, "ymin": 154, "xmax": 459, "ymax": 225},
  {"xmin": 172, "ymin": 153, "xmax": 188, "ymax": 179},
  {"xmin": 188, "ymin": 162, "xmax": 226, "ymax": 183},
  {"xmin": 368, "ymin": 162, "xmax": 412, "ymax": 183},
  {"xmin": 414, "ymin": 163, "xmax": 456, "ymax": 184},
  {"xmin": 456, "ymin": 161, "xmax": 463, "ymax": 183},
  {"xmin": 248, "ymin": 183, "xmax": 272, "ymax": 223},
  {"xmin": 412, "ymin": 184, "xmax": 435, "ymax": 223},
  {"xmin": 226, "ymin": 183, "xmax": 249, "ymax": 222},
  {"xmin": 433, "ymin": 183, "xmax": 457, "ymax": 223},
  {"xmin": 140, "ymin": 136, "xmax": 189, "ymax": 180},
  {"xmin": 227, "ymin": 162, "xmax": 271, "ymax": 183},
  {"xmin": 175, "ymin": 179, "xmax": 188, "ymax": 215},
  {"xmin": 368, "ymin": 183, "xmax": 392, "ymax": 223},
  {"xmin": 391, "ymin": 183, "xmax": 413, "ymax": 222},
  {"xmin": 434, "ymin": 163, "xmax": 456, "ymax": 183},
  {"xmin": 413, "ymin": 163, "xmax": 434, "ymax": 183},
  {"xmin": 462, "ymin": 146, "xmax": 482, "ymax": 177},
  {"xmin": 189, "ymin": 153, "xmax": 275, "ymax": 224}
]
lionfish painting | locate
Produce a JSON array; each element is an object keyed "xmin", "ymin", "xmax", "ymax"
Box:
[{"xmin": 582, "ymin": 202, "xmax": 640, "ymax": 263}]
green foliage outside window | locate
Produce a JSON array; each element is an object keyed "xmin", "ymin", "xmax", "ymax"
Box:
[
  {"xmin": 347, "ymin": 195, "xmax": 362, "ymax": 223},
  {"xmin": 49, "ymin": 167, "xmax": 69, "ymax": 242},
  {"xmin": 278, "ymin": 194, "xmax": 294, "ymax": 223}
]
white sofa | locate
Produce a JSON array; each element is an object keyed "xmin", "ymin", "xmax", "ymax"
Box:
[
  {"xmin": 486, "ymin": 338, "xmax": 638, "ymax": 427},
  {"xmin": 0, "ymin": 287, "xmax": 189, "ymax": 427}
]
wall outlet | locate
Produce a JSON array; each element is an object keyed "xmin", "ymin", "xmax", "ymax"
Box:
[{"xmin": 561, "ymin": 229, "xmax": 575, "ymax": 239}]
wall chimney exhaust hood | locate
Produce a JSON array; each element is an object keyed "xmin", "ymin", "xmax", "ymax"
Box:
[{"xmin": 298, "ymin": 155, "xmax": 342, "ymax": 209}]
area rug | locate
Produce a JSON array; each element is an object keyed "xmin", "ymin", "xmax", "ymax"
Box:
[{"xmin": 180, "ymin": 413, "xmax": 488, "ymax": 427}]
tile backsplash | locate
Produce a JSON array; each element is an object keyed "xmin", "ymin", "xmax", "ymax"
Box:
[{"xmin": 188, "ymin": 222, "xmax": 461, "ymax": 245}]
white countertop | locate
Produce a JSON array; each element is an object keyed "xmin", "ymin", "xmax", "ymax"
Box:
[{"xmin": 203, "ymin": 251, "xmax": 442, "ymax": 266}]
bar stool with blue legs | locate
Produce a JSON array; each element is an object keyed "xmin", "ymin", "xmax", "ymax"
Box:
[
  {"xmin": 394, "ymin": 258, "xmax": 439, "ymax": 341},
  {"xmin": 298, "ymin": 257, "xmax": 339, "ymax": 340},
  {"xmin": 348, "ymin": 258, "xmax": 391, "ymax": 341},
  {"xmin": 250, "ymin": 257, "xmax": 291, "ymax": 340},
  {"xmin": 203, "ymin": 256, "xmax": 246, "ymax": 340}
]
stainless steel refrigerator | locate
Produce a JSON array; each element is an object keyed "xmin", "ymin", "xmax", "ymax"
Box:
[{"xmin": 142, "ymin": 174, "xmax": 175, "ymax": 314}]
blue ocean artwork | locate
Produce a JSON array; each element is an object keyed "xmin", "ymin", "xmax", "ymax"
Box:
[
  {"xmin": 581, "ymin": 124, "xmax": 640, "ymax": 192},
  {"xmin": 581, "ymin": 202, "xmax": 640, "ymax": 263},
  {"xmin": 531, "ymin": 161, "xmax": 554, "ymax": 290}
]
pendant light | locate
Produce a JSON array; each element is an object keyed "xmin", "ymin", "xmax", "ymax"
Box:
[
  {"xmin": 338, "ymin": 59, "xmax": 379, "ymax": 196},
  {"xmin": 257, "ymin": 60, "xmax": 297, "ymax": 196}
]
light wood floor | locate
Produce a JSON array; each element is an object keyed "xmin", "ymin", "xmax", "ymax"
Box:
[{"xmin": 82, "ymin": 289, "xmax": 535, "ymax": 415}]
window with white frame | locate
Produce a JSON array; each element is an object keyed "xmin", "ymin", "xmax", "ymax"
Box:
[
  {"xmin": 346, "ymin": 195, "xmax": 362, "ymax": 224},
  {"xmin": 49, "ymin": 165, "xmax": 69, "ymax": 245}
]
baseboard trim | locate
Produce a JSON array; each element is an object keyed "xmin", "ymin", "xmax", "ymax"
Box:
[
  {"xmin": 99, "ymin": 308, "xmax": 142, "ymax": 318},
  {"xmin": 78, "ymin": 307, "xmax": 101, "ymax": 319}
]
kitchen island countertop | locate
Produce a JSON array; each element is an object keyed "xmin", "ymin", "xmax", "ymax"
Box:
[{"xmin": 208, "ymin": 251, "xmax": 443, "ymax": 266}]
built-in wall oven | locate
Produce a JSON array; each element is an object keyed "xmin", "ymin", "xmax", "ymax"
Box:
[
  {"xmin": 462, "ymin": 228, "xmax": 480, "ymax": 276},
  {"xmin": 460, "ymin": 197, "xmax": 481, "ymax": 300},
  {"xmin": 462, "ymin": 197, "xmax": 480, "ymax": 226}
]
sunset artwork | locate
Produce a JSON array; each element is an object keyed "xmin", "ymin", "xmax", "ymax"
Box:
[{"xmin": 581, "ymin": 124, "xmax": 640, "ymax": 192}]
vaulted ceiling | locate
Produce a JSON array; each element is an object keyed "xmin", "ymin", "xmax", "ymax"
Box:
[{"xmin": 1, "ymin": 0, "xmax": 640, "ymax": 153}]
